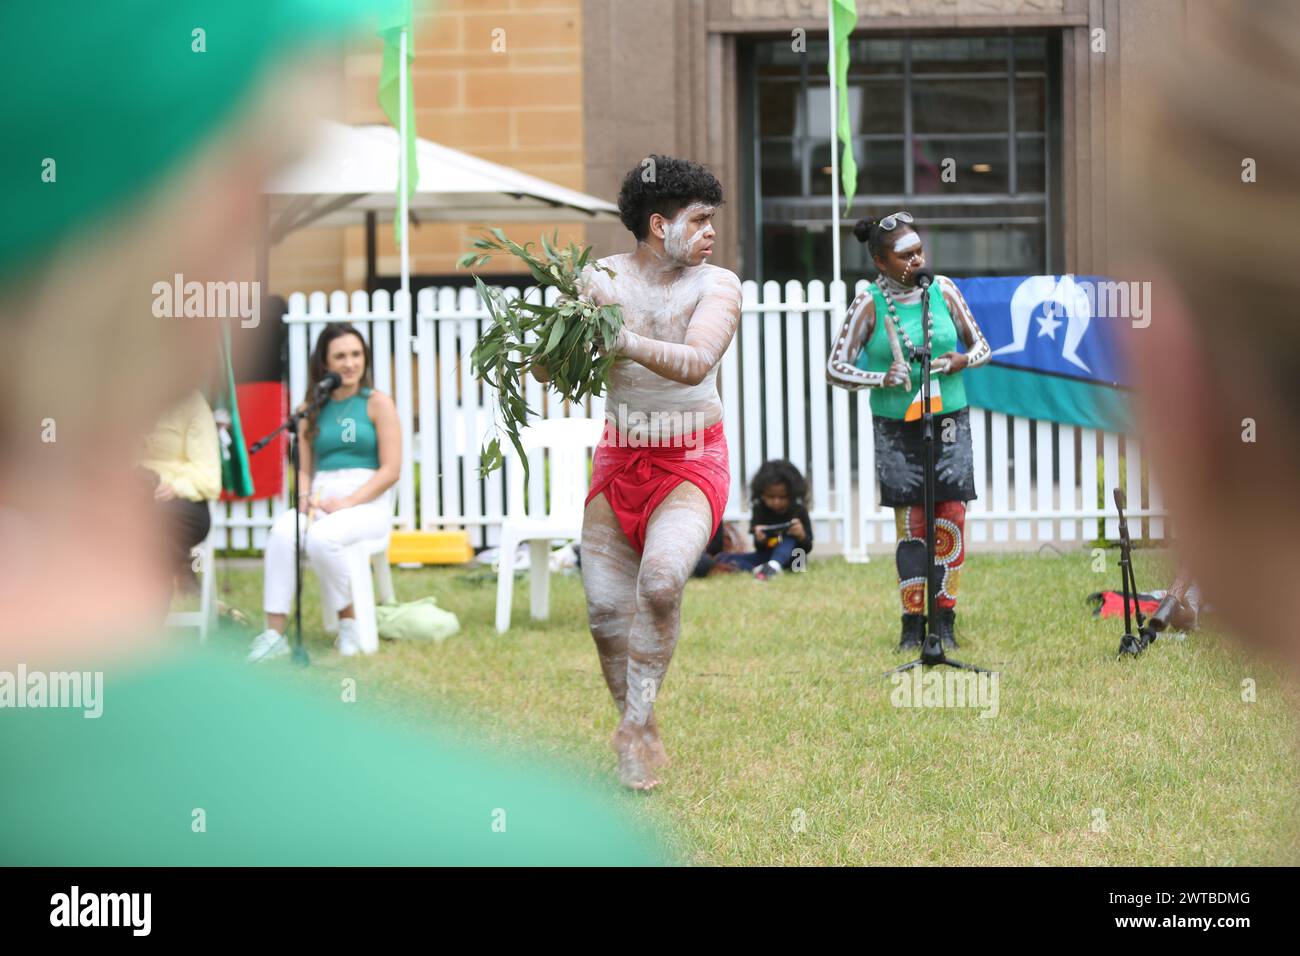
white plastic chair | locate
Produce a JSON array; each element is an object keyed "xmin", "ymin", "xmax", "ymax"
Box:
[
  {"xmin": 167, "ymin": 502, "xmax": 218, "ymax": 642},
  {"xmin": 495, "ymin": 417, "xmax": 605, "ymax": 633},
  {"xmin": 322, "ymin": 491, "xmax": 397, "ymax": 654}
]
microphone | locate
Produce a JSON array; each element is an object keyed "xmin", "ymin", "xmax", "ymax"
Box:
[
  {"xmin": 914, "ymin": 269, "xmax": 935, "ymax": 289},
  {"xmin": 314, "ymin": 371, "xmax": 342, "ymax": 395},
  {"xmin": 299, "ymin": 371, "xmax": 343, "ymax": 417}
]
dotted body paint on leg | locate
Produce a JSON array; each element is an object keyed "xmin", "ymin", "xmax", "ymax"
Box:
[{"xmin": 894, "ymin": 501, "xmax": 966, "ymax": 612}]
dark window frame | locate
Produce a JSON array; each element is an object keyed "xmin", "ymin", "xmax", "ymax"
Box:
[{"xmin": 741, "ymin": 30, "xmax": 1063, "ymax": 285}]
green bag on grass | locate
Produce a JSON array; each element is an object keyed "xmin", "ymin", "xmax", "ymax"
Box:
[{"xmin": 375, "ymin": 597, "xmax": 459, "ymax": 643}]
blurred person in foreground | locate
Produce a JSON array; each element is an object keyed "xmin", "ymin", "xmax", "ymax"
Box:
[
  {"xmin": 1122, "ymin": 0, "xmax": 1300, "ymax": 674},
  {"xmin": 140, "ymin": 389, "xmax": 221, "ymax": 599},
  {"xmin": 0, "ymin": 0, "xmax": 660, "ymax": 866}
]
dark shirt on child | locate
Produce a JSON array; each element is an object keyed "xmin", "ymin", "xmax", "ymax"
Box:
[{"xmin": 750, "ymin": 500, "xmax": 814, "ymax": 554}]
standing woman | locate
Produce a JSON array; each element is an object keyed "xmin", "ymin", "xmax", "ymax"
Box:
[
  {"xmin": 248, "ymin": 322, "xmax": 402, "ymax": 661},
  {"xmin": 826, "ymin": 213, "xmax": 991, "ymax": 650}
]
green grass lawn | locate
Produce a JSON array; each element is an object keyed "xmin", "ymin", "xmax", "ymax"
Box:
[{"xmin": 207, "ymin": 548, "xmax": 1300, "ymax": 866}]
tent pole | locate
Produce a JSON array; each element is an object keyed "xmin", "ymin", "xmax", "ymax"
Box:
[
  {"xmin": 396, "ymin": 27, "xmax": 415, "ymax": 530},
  {"xmin": 366, "ymin": 210, "xmax": 377, "ymax": 293}
]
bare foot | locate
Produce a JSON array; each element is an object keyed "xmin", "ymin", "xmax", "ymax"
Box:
[
  {"xmin": 610, "ymin": 724, "xmax": 661, "ymax": 791},
  {"xmin": 642, "ymin": 715, "xmax": 670, "ymax": 770}
]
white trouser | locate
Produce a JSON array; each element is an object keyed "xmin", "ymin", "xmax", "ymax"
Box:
[{"xmin": 263, "ymin": 468, "xmax": 392, "ymax": 616}]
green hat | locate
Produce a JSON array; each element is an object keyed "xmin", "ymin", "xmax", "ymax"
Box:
[{"xmin": 0, "ymin": 0, "xmax": 376, "ymax": 283}]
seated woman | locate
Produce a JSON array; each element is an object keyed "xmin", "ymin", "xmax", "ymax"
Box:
[
  {"xmin": 713, "ymin": 460, "xmax": 813, "ymax": 580},
  {"xmin": 140, "ymin": 389, "xmax": 221, "ymax": 597},
  {"xmin": 247, "ymin": 322, "xmax": 401, "ymax": 661}
]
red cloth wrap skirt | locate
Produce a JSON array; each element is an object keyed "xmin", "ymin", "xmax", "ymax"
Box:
[{"xmin": 585, "ymin": 419, "xmax": 730, "ymax": 554}]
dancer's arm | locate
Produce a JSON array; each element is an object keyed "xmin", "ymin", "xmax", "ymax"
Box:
[
  {"xmin": 933, "ymin": 277, "xmax": 992, "ymax": 374},
  {"xmin": 826, "ymin": 290, "xmax": 910, "ymax": 390},
  {"xmin": 612, "ymin": 271, "xmax": 742, "ymax": 386}
]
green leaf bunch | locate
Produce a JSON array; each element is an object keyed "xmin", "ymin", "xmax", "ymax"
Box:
[{"xmin": 460, "ymin": 229, "xmax": 624, "ymax": 479}]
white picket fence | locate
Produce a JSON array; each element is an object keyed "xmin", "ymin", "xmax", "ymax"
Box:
[{"xmin": 212, "ymin": 279, "xmax": 1167, "ymax": 556}]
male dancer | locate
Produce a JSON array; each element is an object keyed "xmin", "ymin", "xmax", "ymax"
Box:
[{"xmin": 537, "ymin": 155, "xmax": 741, "ymax": 789}]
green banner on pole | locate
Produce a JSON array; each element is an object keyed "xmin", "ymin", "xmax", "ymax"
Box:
[
  {"xmin": 829, "ymin": 0, "xmax": 858, "ymax": 212},
  {"xmin": 378, "ymin": 0, "xmax": 419, "ymax": 245}
]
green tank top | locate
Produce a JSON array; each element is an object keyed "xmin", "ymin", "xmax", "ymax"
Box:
[
  {"xmin": 854, "ymin": 280, "xmax": 968, "ymax": 420},
  {"xmin": 314, "ymin": 386, "xmax": 379, "ymax": 471}
]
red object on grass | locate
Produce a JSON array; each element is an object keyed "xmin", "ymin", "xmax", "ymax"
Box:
[
  {"xmin": 1092, "ymin": 590, "xmax": 1161, "ymax": 619},
  {"xmin": 221, "ymin": 382, "xmax": 287, "ymax": 501}
]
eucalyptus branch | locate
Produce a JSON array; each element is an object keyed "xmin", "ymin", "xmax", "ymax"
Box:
[{"xmin": 460, "ymin": 229, "xmax": 624, "ymax": 479}]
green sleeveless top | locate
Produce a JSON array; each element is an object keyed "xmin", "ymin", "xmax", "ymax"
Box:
[
  {"xmin": 314, "ymin": 386, "xmax": 379, "ymax": 472},
  {"xmin": 854, "ymin": 280, "xmax": 968, "ymax": 420}
]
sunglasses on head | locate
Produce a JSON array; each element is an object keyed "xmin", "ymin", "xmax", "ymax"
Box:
[{"xmin": 878, "ymin": 211, "xmax": 914, "ymax": 231}]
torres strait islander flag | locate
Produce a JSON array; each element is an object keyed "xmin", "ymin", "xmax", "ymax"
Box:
[{"xmin": 952, "ymin": 275, "xmax": 1138, "ymax": 433}]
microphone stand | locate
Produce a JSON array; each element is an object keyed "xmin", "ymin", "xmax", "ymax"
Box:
[
  {"xmin": 1113, "ymin": 487, "xmax": 1155, "ymax": 658},
  {"xmin": 250, "ymin": 384, "xmax": 333, "ymax": 667},
  {"xmin": 887, "ymin": 276, "xmax": 993, "ymax": 677}
]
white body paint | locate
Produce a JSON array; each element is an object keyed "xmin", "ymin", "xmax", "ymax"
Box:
[
  {"xmin": 577, "ymin": 213, "xmax": 743, "ymax": 787},
  {"xmin": 893, "ymin": 231, "xmax": 921, "ymax": 253},
  {"xmin": 661, "ymin": 202, "xmax": 714, "ymax": 262},
  {"xmin": 826, "ymin": 273, "xmax": 992, "ymax": 391},
  {"xmin": 579, "ymin": 223, "xmax": 741, "ymax": 443}
]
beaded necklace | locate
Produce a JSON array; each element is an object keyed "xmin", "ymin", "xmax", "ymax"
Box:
[{"xmin": 874, "ymin": 274, "xmax": 930, "ymax": 362}]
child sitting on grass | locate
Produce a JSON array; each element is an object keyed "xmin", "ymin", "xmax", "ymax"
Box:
[{"xmin": 714, "ymin": 460, "xmax": 813, "ymax": 580}]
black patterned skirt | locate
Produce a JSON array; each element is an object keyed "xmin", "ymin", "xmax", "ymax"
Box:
[{"xmin": 873, "ymin": 406, "xmax": 977, "ymax": 507}]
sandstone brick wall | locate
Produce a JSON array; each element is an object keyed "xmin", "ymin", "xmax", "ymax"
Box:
[{"xmin": 271, "ymin": 0, "xmax": 588, "ymax": 297}]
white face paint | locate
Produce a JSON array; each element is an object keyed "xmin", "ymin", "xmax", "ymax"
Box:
[
  {"xmin": 660, "ymin": 203, "xmax": 716, "ymax": 265},
  {"xmin": 893, "ymin": 231, "xmax": 921, "ymax": 253}
]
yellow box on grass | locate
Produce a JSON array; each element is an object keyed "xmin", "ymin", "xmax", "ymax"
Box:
[{"xmin": 387, "ymin": 530, "xmax": 474, "ymax": 565}]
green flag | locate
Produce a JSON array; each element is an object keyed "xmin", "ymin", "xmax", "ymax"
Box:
[
  {"xmin": 215, "ymin": 322, "xmax": 254, "ymax": 499},
  {"xmin": 378, "ymin": 0, "xmax": 419, "ymax": 245},
  {"xmin": 828, "ymin": 0, "xmax": 858, "ymax": 211}
]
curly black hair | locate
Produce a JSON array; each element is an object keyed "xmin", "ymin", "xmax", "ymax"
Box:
[
  {"xmin": 750, "ymin": 459, "xmax": 808, "ymax": 507},
  {"xmin": 617, "ymin": 155, "xmax": 725, "ymax": 241}
]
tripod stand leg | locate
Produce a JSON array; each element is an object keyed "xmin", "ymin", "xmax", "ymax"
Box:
[
  {"xmin": 884, "ymin": 658, "xmax": 926, "ymax": 675},
  {"xmin": 884, "ymin": 655, "xmax": 996, "ymax": 677}
]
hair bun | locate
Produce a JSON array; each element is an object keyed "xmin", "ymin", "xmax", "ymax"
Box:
[{"xmin": 853, "ymin": 218, "xmax": 876, "ymax": 243}]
